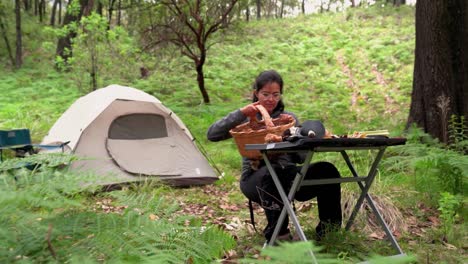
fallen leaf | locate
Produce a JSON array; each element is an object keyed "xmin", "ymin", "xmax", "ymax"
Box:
[
  {"xmin": 369, "ymin": 232, "xmax": 385, "ymax": 240},
  {"xmin": 149, "ymin": 214, "xmax": 158, "ymax": 221},
  {"xmin": 223, "ymin": 223, "xmax": 236, "ymax": 231},
  {"xmin": 427, "ymin": 216, "xmax": 440, "ymax": 226},
  {"xmin": 442, "ymin": 241, "xmax": 457, "ymax": 250}
]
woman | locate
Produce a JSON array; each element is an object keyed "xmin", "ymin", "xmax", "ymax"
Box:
[{"xmin": 207, "ymin": 70, "xmax": 342, "ymax": 243}]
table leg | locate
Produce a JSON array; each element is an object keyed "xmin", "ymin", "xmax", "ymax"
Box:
[
  {"xmin": 263, "ymin": 151, "xmax": 318, "ymax": 263},
  {"xmin": 264, "ymin": 151, "xmax": 313, "ymax": 245},
  {"xmin": 341, "ymin": 149, "xmax": 404, "ymax": 254}
]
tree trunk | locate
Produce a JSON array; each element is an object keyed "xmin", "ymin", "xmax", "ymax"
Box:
[
  {"xmin": 407, "ymin": 0, "xmax": 468, "ymax": 143},
  {"xmin": 50, "ymin": 0, "xmax": 59, "ymax": 25},
  {"xmin": 246, "ymin": 2, "xmax": 250, "ymax": 21},
  {"xmin": 34, "ymin": 0, "xmax": 38, "ymax": 16},
  {"xmin": 196, "ymin": 65, "xmax": 210, "ymax": 104},
  {"xmin": 154, "ymin": 0, "xmax": 237, "ymax": 104},
  {"xmin": 256, "ymin": 0, "xmax": 261, "ymax": 20},
  {"xmin": 42, "ymin": 0, "xmax": 46, "ymax": 19},
  {"xmin": 108, "ymin": 0, "xmax": 115, "ymax": 28},
  {"xmin": 394, "ymin": 0, "xmax": 405, "ymax": 7},
  {"xmin": 39, "ymin": 0, "xmax": 44, "ymax": 22},
  {"xmin": 15, "ymin": 0, "xmax": 22, "ymax": 68},
  {"xmin": 279, "ymin": 0, "xmax": 284, "ymax": 18},
  {"xmin": 117, "ymin": 0, "xmax": 121, "ymax": 26},
  {"xmin": 301, "ymin": 0, "xmax": 305, "ymax": 14},
  {"xmin": 23, "ymin": 0, "xmax": 29, "ymax": 11},
  {"xmin": 82, "ymin": 0, "xmax": 94, "ymax": 16},
  {"xmin": 90, "ymin": 49, "xmax": 98, "ymax": 91},
  {"xmin": 97, "ymin": 0, "xmax": 103, "ymax": 16},
  {"xmin": 58, "ymin": 0, "xmax": 62, "ymax": 25},
  {"xmin": 196, "ymin": 52, "xmax": 210, "ymax": 104},
  {"xmin": 56, "ymin": 0, "xmax": 93, "ymax": 65},
  {"xmin": 56, "ymin": 11, "xmax": 78, "ymax": 64},
  {"xmin": 0, "ymin": 15, "xmax": 15, "ymax": 66}
]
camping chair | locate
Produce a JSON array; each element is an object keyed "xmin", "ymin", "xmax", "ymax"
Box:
[{"xmin": 0, "ymin": 129, "xmax": 70, "ymax": 168}]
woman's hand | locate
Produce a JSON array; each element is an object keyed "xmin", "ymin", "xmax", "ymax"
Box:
[{"xmin": 240, "ymin": 102, "xmax": 260, "ymax": 117}]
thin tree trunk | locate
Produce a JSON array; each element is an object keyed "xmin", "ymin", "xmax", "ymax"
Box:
[
  {"xmin": 34, "ymin": 0, "xmax": 38, "ymax": 16},
  {"xmin": 279, "ymin": 0, "xmax": 284, "ymax": 18},
  {"xmin": 56, "ymin": 0, "xmax": 93, "ymax": 65},
  {"xmin": 196, "ymin": 63, "xmax": 210, "ymax": 104},
  {"xmin": 56, "ymin": 8, "xmax": 78, "ymax": 64},
  {"xmin": 23, "ymin": 0, "xmax": 29, "ymax": 11},
  {"xmin": 90, "ymin": 49, "xmax": 98, "ymax": 90},
  {"xmin": 97, "ymin": 1, "xmax": 103, "ymax": 15},
  {"xmin": 15, "ymin": 0, "xmax": 22, "ymax": 68},
  {"xmin": 39, "ymin": 0, "xmax": 44, "ymax": 22},
  {"xmin": 127, "ymin": 0, "xmax": 134, "ymax": 35},
  {"xmin": 50, "ymin": 0, "xmax": 59, "ymax": 25},
  {"xmin": 58, "ymin": 0, "xmax": 62, "ymax": 25},
  {"xmin": 82, "ymin": 0, "xmax": 94, "ymax": 16},
  {"xmin": 246, "ymin": 2, "xmax": 250, "ymax": 21},
  {"xmin": 42, "ymin": 0, "xmax": 46, "ymax": 18},
  {"xmin": 301, "ymin": 0, "xmax": 305, "ymax": 14},
  {"xmin": 196, "ymin": 51, "xmax": 209, "ymax": 103},
  {"xmin": 117, "ymin": 0, "xmax": 121, "ymax": 26},
  {"xmin": 394, "ymin": 0, "xmax": 405, "ymax": 6},
  {"xmin": 0, "ymin": 15, "xmax": 15, "ymax": 66},
  {"xmin": 256, "ymin": 0, "xmax": 261, "ymax": 19},
  {"xmin": 108, "ymin": 0, "xmax": 115, "ymax": 28}
]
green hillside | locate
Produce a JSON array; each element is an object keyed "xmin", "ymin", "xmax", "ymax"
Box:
[{"xmin": 0, "ymin": 4, "xmax": 466, "ymax": 263}]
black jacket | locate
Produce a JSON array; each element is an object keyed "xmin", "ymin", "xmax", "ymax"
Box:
[{"xmin": 206, "ymin": 108, "xmax": 303, "ymax": 179}]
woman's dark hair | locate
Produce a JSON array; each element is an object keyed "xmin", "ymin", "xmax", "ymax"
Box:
[{"xmin": 252, "ymin": 70, "xmax": 285, "ymax": 112}]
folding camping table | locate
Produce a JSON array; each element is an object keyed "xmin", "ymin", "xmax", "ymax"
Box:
[{"xmin": 245, "ymin": 137, "xmax": 406, "ymax": 260}]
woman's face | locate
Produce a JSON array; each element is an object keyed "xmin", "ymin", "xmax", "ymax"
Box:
[{"xmin": 255, "ymin": 82, "xmax": 282, "ymax": 113}]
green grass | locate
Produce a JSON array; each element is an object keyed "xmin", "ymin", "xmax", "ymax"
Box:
[{"xmin": 0, "ymin": 4, "xmax": 466, "ymax": 263}]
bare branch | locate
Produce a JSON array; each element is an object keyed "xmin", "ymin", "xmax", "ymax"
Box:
[
  {"xmin": 204, "ymin": 0, "xmax": 238, "ymax": 42},
  {"xmin": 142, "ymin": 0, "xmax": 240, "ymax": 103}
]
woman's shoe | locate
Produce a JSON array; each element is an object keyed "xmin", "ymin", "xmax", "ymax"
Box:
[
  {"xmin": 263, "ymin": 232, "xmax": 292, "ymax": 248},
  {"xmin": 277, "ymin": 232, "xmax": 293, "ymax": 241}
]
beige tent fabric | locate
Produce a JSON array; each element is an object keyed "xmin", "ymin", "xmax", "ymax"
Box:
[
  {"xmin": 107, "ymin": 138, "xmax": 182, "ymax": 176},
  {"xmin": 42, "ymin": 84, "xmax": 193, "ymax": 149},
  {"xmin": 106, "ymin": 137, "xmax": 213, "ymax": 177},
  {"xmin": 42, "ymin": 85, "xmax": 218, "ymax": 186}
]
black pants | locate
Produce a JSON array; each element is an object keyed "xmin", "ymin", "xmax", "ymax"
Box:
[{"xmin": 240, "ymin": 161, "xmax": 342, "ymax": 241}]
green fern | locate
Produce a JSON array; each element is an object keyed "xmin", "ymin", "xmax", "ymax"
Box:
[
  {"xmin": 239, "ymin": 241, "xmax": 415, "ymax": 264},
  {"xmin": 448, "ymin": 115, "xmax": 468, "ymax": 154},
  {"xmin": 382, "ymin": 126, "xmax": 467, "ymax": 206},
  {"xmin": 438, "ymin": 192, "xmax": 462, "ymax": 242},
  {"xmin": 0, "ymin": 154, "xmax": 236, "ymax": 263}
]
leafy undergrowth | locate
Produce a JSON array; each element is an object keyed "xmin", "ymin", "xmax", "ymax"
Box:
[
  {"xmin": 168, "ymin": 182, "xmax": 465, "ymax": 263},
  {"xmin": 0, "ymin": 156, "xmax": 236, "ymax": 263},
  {"xmin": 0, "ymin": 151, "xmax": 465, "ymax": 263}
]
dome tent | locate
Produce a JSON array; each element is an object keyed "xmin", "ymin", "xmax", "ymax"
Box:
[{"xmin": 42, "ymin": 84, "xmax": 218, "ymax": 186}]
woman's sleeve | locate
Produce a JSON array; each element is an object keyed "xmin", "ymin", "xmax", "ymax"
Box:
[{"xmin": 207, "ymin": 109, "xmax": 247, "ymax": 142}]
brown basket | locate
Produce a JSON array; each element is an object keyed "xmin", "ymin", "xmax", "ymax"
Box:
[{"xmin": 229, "ymin": 105, "xmax": 295, "ymax": 159}]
